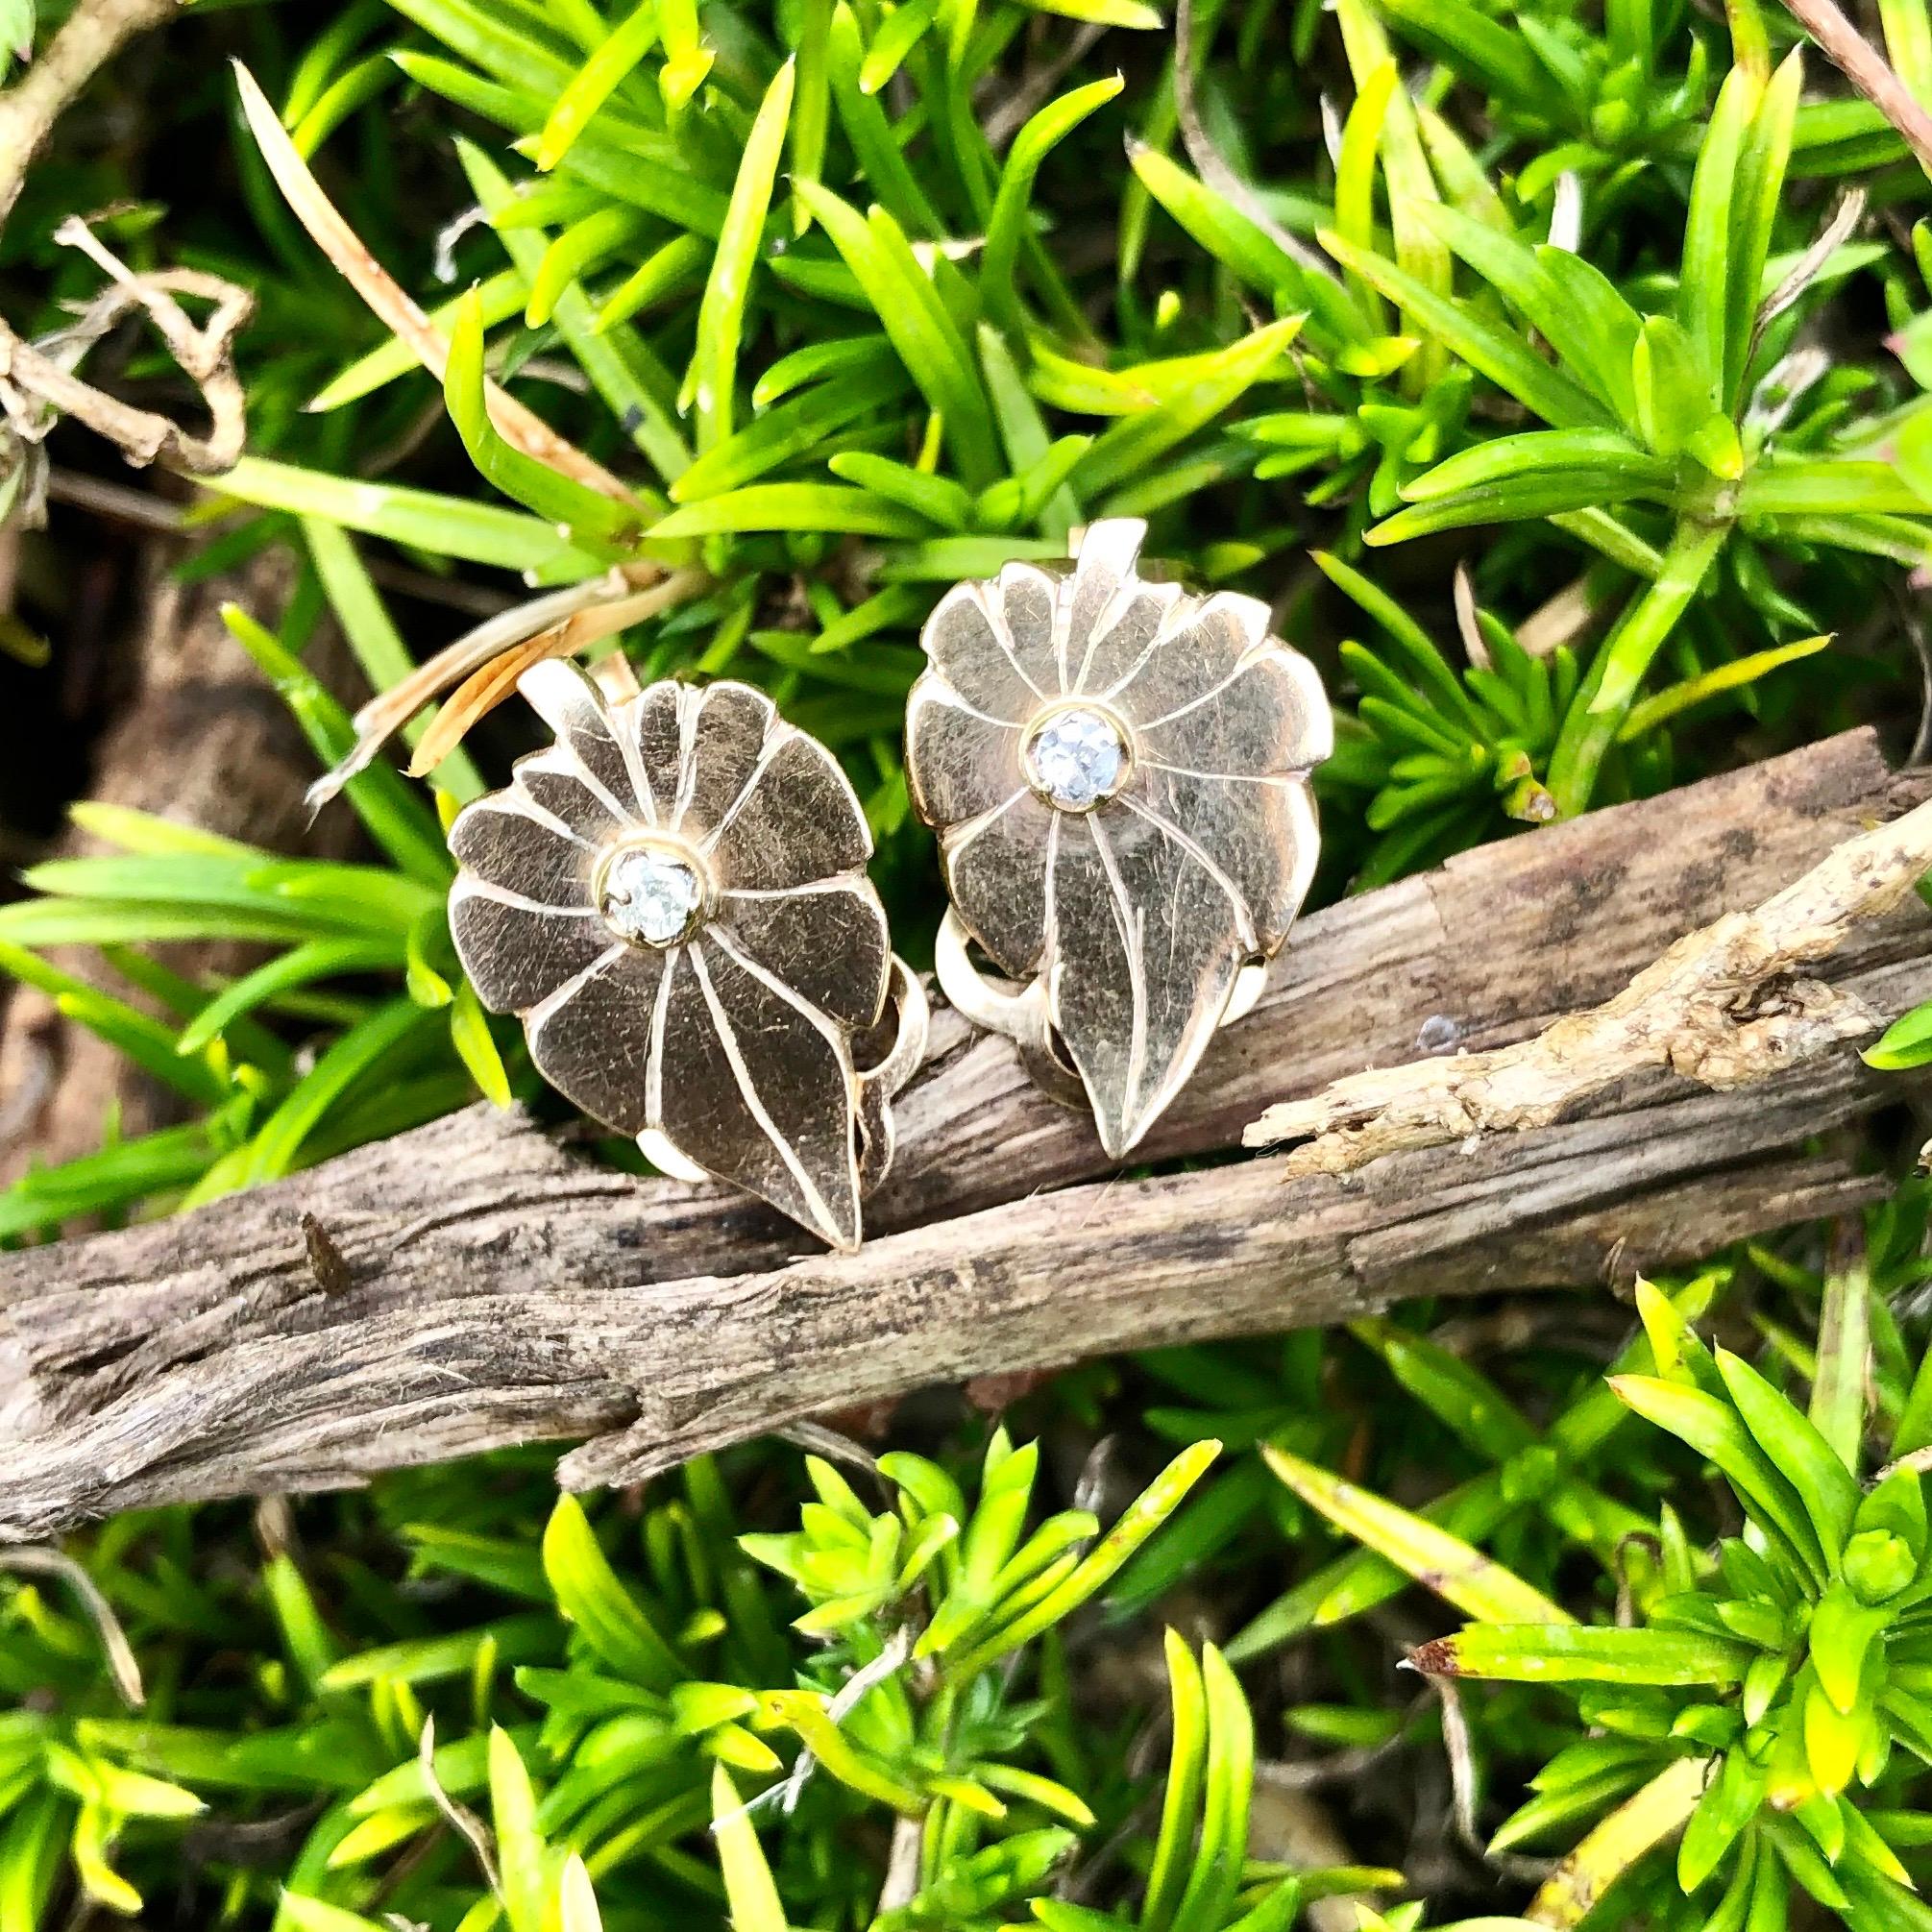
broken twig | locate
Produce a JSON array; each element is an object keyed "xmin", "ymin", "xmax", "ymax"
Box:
[
  {"xmin": 0, "ymin": 0, "xmax": 176, "ymax": 225},
  {"xmin": 0, "ymin": 222, "xmax": 253, "ymax": 481}
]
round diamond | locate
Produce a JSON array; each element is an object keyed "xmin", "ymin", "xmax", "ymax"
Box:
[
  {"xmin": 599, "ymin": 844, "xmax": 703, "ymax": 946},
  {"xmin": 1026, "ymin": 706, "xmax": 1127, "ymax": 811}
]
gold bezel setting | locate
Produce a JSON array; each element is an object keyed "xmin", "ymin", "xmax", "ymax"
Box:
[
  {"xmin": 1020, "ymin": 698, "xmax": 1136, "ymax": 814},
  {"xmin": 592, "ymin": 831, "xmax": 712, "ymax": 949}
]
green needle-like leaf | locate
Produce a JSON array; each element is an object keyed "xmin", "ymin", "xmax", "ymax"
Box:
[
  {"xmin": 1321, "ymin": 229, "xmax": 1615, "ymax": 429},
  {"xmin": 680, "ymin": 59, "xmax": 795, "ymax": 452},
  {"xmin": 1410, "ymin": 1623, "xmax": 1751, "ymax": 1685},
  {"xmin": 1679, "ymin": 63, "xmax": 1754, "ymax": 391},
  {"xmin": 710, "ymin": 1766, "xmax": 787, "ymax": 1932},
  {"xmin": 794, "ymin": 180, "xmax": 1001, "ymax": 489},
  {"xmin": 543, "ymin": 1497, "xmax": 685, "ymax": 1689},
  {"xmin": 1714, "ymin": 1348, "xmax": 1859, "ymax": 1558},
  {"xmin": 1724, "ymin": 51, "xmax": 1802, "ymax": 404},
  {"xmin": 982, "ymin": 76, "xmax": 1123, "ymax": 334},
  {"xmin": 1417, "ymin": 203, "xmax": 1644, "ymax": 427},
  {"xmin": 649, "ymin": 482, "xmax": 936, "ymax": 537},
  {"xmin": 442, "ymin": 287, "xmax": 645, "ymax": 550},
  {"xmin": 1548, "ymin": 521, "xmax": 1726, "ymax": 816},
  {"xmin": 210, "ymin": 458, "xmax": 608, "ymax": 579},
  {"xmin": 1264, "ymin": 1445, "xmax": 1573, "ymax": 1626},
  {"xmin": 536, "ymin": 0, "xmax": 660, "ymax": 172},
  {"xmin": 1608, "ymin": 1372, "xmax": 1826, "ymax": 1580},
  {"xmin": 458, "ymin": 138, "xmax": 692, "ymax": 487}
]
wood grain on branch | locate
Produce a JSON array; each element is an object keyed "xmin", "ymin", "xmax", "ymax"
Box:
[
  {"xmin": 1246, "ymin": 789, "xmax": 1932, "ymax": 1173},
  {"xmin": 1, "ymin": 730, "xmax": 1928, "ymax": 1536}
]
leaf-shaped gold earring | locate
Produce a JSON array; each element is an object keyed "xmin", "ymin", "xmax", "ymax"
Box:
[
  {"xmin": 905, "ymin": 519, "xmax": 1330, "ymax": 1158},
  {"xmin": 447, "ymin": 660, "xmax": 927, "ymax": 1252}
]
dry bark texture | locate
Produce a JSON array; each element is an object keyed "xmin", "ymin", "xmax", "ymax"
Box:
[
  {"xmin": 1246, "ymin": 789, "xmax": 1932, "ymax": 1172},
  {"xmin": 0, "ymin": 730, "xmax": 1927, "ymax": 1535}
]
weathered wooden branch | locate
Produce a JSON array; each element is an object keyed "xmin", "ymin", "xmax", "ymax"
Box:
[
  {"xmin": 1246, "ymin": 790, "xmax": 1932, "ymax": 1173},
  {"xmin": 1, "ymin": 730, "xmax": 1928, "ymax": 1535}
]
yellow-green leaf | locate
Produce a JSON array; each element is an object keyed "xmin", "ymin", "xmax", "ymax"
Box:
[
  {"xmin": 711, "ymin": 1765, "xmax": 786, "ymax": 1932},
  {"xmin": 680, "ymin": 59, "xmax": 795, "ymax": 451},
  {"xmin": 1263, "ymin": 1445, "xmax": 1571, "ymax": 1626},
  {"xmin": 451, "ymin": 978, "xmax": 511, "ymax": 1109}
]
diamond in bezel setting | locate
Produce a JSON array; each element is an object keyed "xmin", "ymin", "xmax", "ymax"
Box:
[
  {"xmin": 1023, "ymin": 705, "xmax": 1130, "ymax": 813},
  {"xmin": 598, "ymin": 839, "xmax": 706, "ymax": 947}
]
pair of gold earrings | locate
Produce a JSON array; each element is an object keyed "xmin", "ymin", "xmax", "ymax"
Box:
[{"xmin": 446, "ymin": 520, "xmax": 1333, "ymax": 1251}]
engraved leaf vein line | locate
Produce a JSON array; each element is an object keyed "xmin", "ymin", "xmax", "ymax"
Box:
[
  {"xmin": 520, "ymin": 746, "xmax": 636, "ymax": 831},
  {"xmin": 523, "ymin": 942, "xmax": 631, "ymax": 1037},
  {"xmin": 1088, "ymin": 591, "xmax": 1199, "ymax": 702},
  {"xmin": 923, "ymin": 680, "xmax": 1029, "ymax": 732},
  {"xmin": 451, "ymin": 877, "xmax": 601, "ymax": 920},
  {"xmin": 697, "ymin": 721, "xmax": 790, "ymax": 854},
  {"xmin": 1069, "ymin": 575, "xmax": 1158, "ymax": 696},
  {"xmin": 553, "ymin": 729, "xmax": 643, "ymax": 828},
  {"xmin": 1117, "ymin": 794, "xmax": 1258, "ymax": 955},
  {"xmin": 645, "ymin": 939, "xmax": 679, "ymax": 1134},
  {"xmin": 671, "ymin": 682, "xmax": 703, "ymax": 826},
  {"xmin": 1087, "ymin": 813, "xmax": 1149, "ymax": 1125},
  {"xmin": 605, "ymin": 688, "xmax": 660, "ymax": 828},
  {"xmin": 1041, "ymin": 808, "xmax": 1064, "ymax": 1006},
  {"xmin": 690, "ymin": 938, "xmax": 845, "ymax": 1241},
  {"xmin": 705, "ymin": 924, "xmax": 853, "ymax": 1058},
  {"xmin": 502, "ymin": 787, "xmax": 600, "ymax": 853},
  {"xmin": 1129, "ymin": 655, "xmax": 1260, "ymax": 733},
  {"xmin": 980, "ymin": 582, "xmax": 1049, "ymax": 702},
  {"xmin": 942, "ymin": 786, "xmax": 1033, "ymax": 867},
  {"xmin": 1137, "ymin": 760, "xmax": 1305, "ymax": 786},
  {"xmin": 723, "ymin": 874, "xmax": 871, "ymax": 904}
]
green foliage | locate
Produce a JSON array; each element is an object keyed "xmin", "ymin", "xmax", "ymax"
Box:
[
  {"xmin": 0, "ymin": 0, "xmax": 28, "ymax": 84},
  {"xmin": 15, "ymin": 1202, "xmax": 1932, "ymax": 1930},
  {"xmin": 1325, "ymin": 46, "xmax": 1932, "ymax": 815},
  {"xmin": 0, "ymin": 604, "xmax": 501, "ymax": 1235},
  {"xmin": 0, "ymin": 1431, "xmax": 1290, "ymax": 1930},
  {"xmin": 1267, "ymin": 1230, "xmax": 1932, "ymax": 1932}
]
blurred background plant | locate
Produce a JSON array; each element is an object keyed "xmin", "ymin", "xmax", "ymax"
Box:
[{"xmin": 5, "ymin": 0, "xmax": 1932, "ymax": 1922}]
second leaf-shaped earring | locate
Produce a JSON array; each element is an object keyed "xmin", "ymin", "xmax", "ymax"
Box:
[
  {"xmin": 447, "ymin": 659, "xmax": 926, "ymax": 1252},
  {"xmin": 905, "ymin": 519, "xmax": 1331, "ymax": 1158}
]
